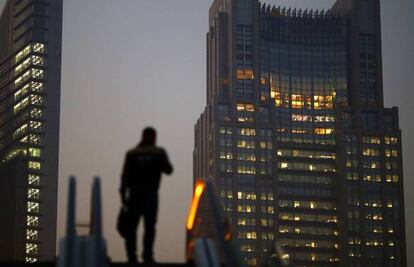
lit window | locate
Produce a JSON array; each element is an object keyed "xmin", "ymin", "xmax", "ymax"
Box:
[
  {"xmin": 30, "ymin": 108, "xmax": 43, "ymax": 119},
  {"xmin": 29, "ymin": 134, "xmax": 41, "ymax": 145},
  {"xmin": 13, "ymin": 97, "xmax": 30, "ymax": 114},
  {"xmin": 29, "ymin": 148, "xmax": 41, "ymax": 158},
  {"xmin": 31, "ymin": 69, "xmax": 43, "ymax": 79},
  {"xmin": 28, "ymin": 175, "xmax": 40, "ymax": 185},
  {"xmin": 29, "ymin": 121, "xmax": 42, "ymax": 131},
  {"xmin": 33, "ymin": 43, "xmax": 45, "ymax": 53},
  {"xmin": 27, "ymin": 216, "xmax": 39, "ymax": 227},
  {"xmin": 315, "ymin": 128, "xmax": 334, "ymax": 135},
  {"xmin": 26, "ymin": 243, "xmax": 38, "ymax": 255},
  {"xmin": 270, "ymin": 89, "xmax": 281, "ymax": 107},
  {"xmin": 30, "ymin": 95, "xmax": 43, "ymax": 106},
  {"xmin": 28, "ymin": 161, "xmax": 41, "ymax": 170},
  {"xmin": 291, "ymin": 94, "xmax": 303, "ymax": 108},
  {"xmin": 28, "ymin": 189, "xmax": 40, "ymax": 199},
  {"xmin": 25, "ymin": 257, "xmax": 38, "ymax": 263},
  {"xmin": 236, "ymin": 68, "xmax": 254, "ymax": 80},
  {"xmin": 27, "ymin": 202, "xmax": 40, "ymax": 213},
  {"xmin": 26, "ymin": 229, "xmax": 39, "ymax": 241},
  {"xmin": 280, "ymin": 162, "xmax": 288, "ymax": 169},
  {"xmin": 31, "ymin": 81, "xmax": 44, "ymax": 92},
  {"xmin": 32, "ymin": 55, "xmax": 44, "ymax": 66},
  {"xmin": 15, "ymin": 44, "xmax": 32, "ymax": 62}
]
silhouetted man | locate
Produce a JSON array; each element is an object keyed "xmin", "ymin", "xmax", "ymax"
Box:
[{"xmin": 119, "ymin": 127, "xmax": 173, "ymax": 263}]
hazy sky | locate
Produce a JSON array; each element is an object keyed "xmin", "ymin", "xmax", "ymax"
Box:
[{"xmin": 1, "ymin": 0, "xmax": 413, "ymax": 264}]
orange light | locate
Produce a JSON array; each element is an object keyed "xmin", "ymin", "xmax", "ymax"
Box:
[{"xmin": 186, "ymin": 181, "xmax": 206, "ymax": 230}]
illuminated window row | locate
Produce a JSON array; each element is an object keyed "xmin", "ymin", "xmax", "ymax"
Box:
[
  {"xmin": 237, "ymin": 103, "xmax": 255, "ymax": 122},
  {"xmin": 279, "ymin": 162, "xmax": 336, "ymax": 172},
  {"xmin": 219, "ymin": 151, "xmax": 233, "ymax": 160},
  {"xmin": 261, "ymin": 232, "xmax": 275, "ymax": 240},
  {"xmin": 237, "ymin": 166, "xmax": 256, "ymax": 174},
  {"xmin": 240, "ymin": 244, "xmax": 255, "ymax": 252},
  {"xmin": 260, "ymin": 206, "xmax": 275, "ymax": 214},
  {"xmin": 314, "ymin": 128, "xmax": 334, "ymax": 135},
  {"xmin": 384, "ymin": 137, "xmax": 398, "ymax": 145},
  {"xmin": 270, "ymin": 91, "xmax": 334, "ymax": 109},
  {"xmin": 15, "ymin": 43, "xmax": 45, "ymax": 63},
  {"xmin": 238, "ymin": 128, "xmax": 256, "ymax": 136},
  {"xmin": 13, "ymin": 121, "xmax": 43, "ymax": 140},
  {"xmin": 260, "ymin": 218, "xmax": 274, "ymax": 227},
  {"xmin": 2, "ymin": 148, "xmax": 26, "ymax": 163},
  {"xmin": 279, "ymin": 225, "xmax": 338, "ymax": 236},
  {"xmin": 21, "ymin": 134, "xmax": 42, "ymax": 145},
  {"xmin": 259, "ymin": 141, "xmax": 272, "ymax": 149},
  {"xmin": 385, "ymin": 149, "xmax": 398, "ymax": 157},
  {"xmin": 13, "ymin": 95, "xmax": 44, "ymax": 114},
  {"xmin": 237, "ymin": 192, "xmax": 257, "ymax": 200},
  {"xmin": 15, "ymin": 81, "xmax": 44, "ymax": 101},
  {"xmin": 278, "ymin": 174, "xmax": 332, "ymax": 184},
  {"xmin": 279, "ymin": 239, "xmax": 338, "ymax": 249},
  {"xmin": 277, "ymin": 149, "xmax": 335, "ymax": 159},
  {"xmin": 365, "ymin": 214, "xmax": 383, "ymax": 220},
  {"xmin": 279, "ymin": 200, "xmax": 336, "ymax": 210},
  {"xmin": 292, "ymin": 114, "xmax": 335, "ymax": 122},
  {"xmin": 237, "ymin": 231, "xmax": 257, "ymax": 240},
  {"xmin": 286, "ymin": 252, "xmax": 339, "ymax": 262},
  {"xmin": 14, "ymin": 69, "xmax": 44, "ymax": 87},
  {"xmin": 365, "ymin": 240, "xmax": 384, "ymax": 247},
  {"xmin": 237, "ymin": 205, "xmax": 256, "ymax": 213},
  {"xmin": 15, "ymin": 55, "xmax": 44, "ymax": 74},
  {"xmin": 219, "ymin": 127, "xmax": 232, "ymax": 135},
  {"xmin": 236, "ymin": 68, "xmax": 254, "ymax": 80},
  {"xmin": 362, "ymin": 137, "xmax": 381, "ymax": 144},
  {"xmin": 279, "ymin": 213, "xmax": 337, "ymax": 223},
  {"xmin": 260, "ymin": 192, "xmax": 274, "ymax": 201},
  {"xmin": 236, "ymin": 153, "xmax": 256, "ymax": 161},
  {"xmin": 237, "ymin": 218, "xmax": 257, "ymax": 226},
  {"xmin": 385, "ymin": 174, "xmax": 399, "ymax": 183}
]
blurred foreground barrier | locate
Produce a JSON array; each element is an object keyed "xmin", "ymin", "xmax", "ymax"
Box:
[{"xmin": 57, "ymin": 177, "xmax": 108, "ymax": 267}]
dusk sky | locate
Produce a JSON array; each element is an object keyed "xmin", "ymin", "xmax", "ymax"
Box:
[{"xmin": 1, "ymin": 0, "xmax": 413, "ymax": 264}]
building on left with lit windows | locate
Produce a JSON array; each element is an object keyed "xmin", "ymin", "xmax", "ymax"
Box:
[{"xmin": 0, "ymin": 0, "xmax": 62, "ymax": 263}]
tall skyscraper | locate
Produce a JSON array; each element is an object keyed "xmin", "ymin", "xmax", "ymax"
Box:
[
  {"xmin": 0, "ymin": 0, "xmax": 62, "ymax": 262},
  {"xmin": 194, "ymin": 0, "xmax": 407, "ymax": 266}
]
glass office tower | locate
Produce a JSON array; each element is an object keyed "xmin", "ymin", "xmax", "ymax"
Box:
[
  {"xmin": 194, "ymin": 0, "xmax": 407, "ymax": 266},
  {"xmin": 0, "ymin": 0, "xmax": 62, "ymax": 262}
]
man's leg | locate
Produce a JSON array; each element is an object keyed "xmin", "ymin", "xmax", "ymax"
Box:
[
  {"xmin": 124, "ymin": 211, "xmax": 140, "ymax": 263},
  {"xmin": 142, "ymin": 195, "xmax": 158, "ymax": 262}
]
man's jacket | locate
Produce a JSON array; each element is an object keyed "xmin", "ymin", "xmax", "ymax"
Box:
[{"xmin": 120, "ymin": 143, "xmax": 173, "ymax": 205}]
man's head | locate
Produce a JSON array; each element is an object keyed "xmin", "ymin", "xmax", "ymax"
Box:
[{"xmin": 141, "ymin": 127, "xmax": 157, "ymax": 145}]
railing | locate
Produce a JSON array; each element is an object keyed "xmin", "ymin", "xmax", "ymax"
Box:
[
  {"xmin": 185, "ymin": 177, "xmax": 290, "ymax": 267},
  {"xmin": 186, "ymin": 177, "xmax": 247, "ymax": 267},
  {"xmin": 57, "ymin": 177, "xmax": 108, "ymax": 267}
]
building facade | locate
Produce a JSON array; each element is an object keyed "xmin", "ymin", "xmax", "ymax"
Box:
[
  {"xmin": 194, "ymin": 0, "xmax": 407, "ymax": 266},
  {"xmin": 0, "ymin": 0, "xmax": 63, "ymax": 262}
]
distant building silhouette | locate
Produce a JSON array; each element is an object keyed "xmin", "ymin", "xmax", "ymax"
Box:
[
  {"xmin": 0, "ymin": 0, "xmax": 63, "ymax": 262},
  {"xmin": 194, "ymin": 0, "xmax": 407, "ymax": 266}
]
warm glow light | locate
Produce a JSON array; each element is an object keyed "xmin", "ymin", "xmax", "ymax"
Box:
[{"xmin": 186, "ymin": 180, "xmax": 206, "ymax": 230}]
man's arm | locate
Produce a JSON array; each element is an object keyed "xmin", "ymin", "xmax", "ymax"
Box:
[
  {"xmin": 119, "ymin": 154, "xmax": 132, "ymax": 205},
  {"xmin": 161, "ymin": 149, "xmax": 173, "ymax": 175}
]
